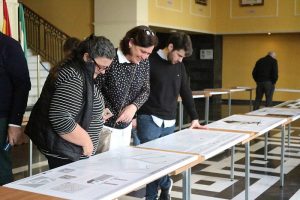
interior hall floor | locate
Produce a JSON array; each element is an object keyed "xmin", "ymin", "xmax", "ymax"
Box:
[{"xmin": 9, "ymin": 103, "xmax": 300, "ymax": 200}]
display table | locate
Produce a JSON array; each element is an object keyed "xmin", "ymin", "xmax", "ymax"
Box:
[
  {"xmin": 5, "ymin": 147, "xmax": 198, "ymax": 200},
  {"xmin": 0, "ymin": 186, "xmax": 62, "ymax": 200},
  {"xmin": 206, "ymin": 114, "xmax": 289, "ymax": 200},
  {"xmin": 138, "ymin": 128, "xmax": 252, "ymax": 200}
]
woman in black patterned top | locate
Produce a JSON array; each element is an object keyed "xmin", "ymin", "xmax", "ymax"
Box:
[
  {"xmin": 26, "ymin": 35, "xmax": 115, "ymax": 169},
  {"xmin": 97, "ymin": 26, "xmax": 158, "ymax": 150}
]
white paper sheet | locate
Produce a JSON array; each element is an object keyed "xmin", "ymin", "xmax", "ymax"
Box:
[
  {"xmin": 139, "ymin": 129, "xmax": 250, "ymax": 159},
  {"xmin": 229, "ymin": 88, "xmax": 247, "ymax": 93},
  {"xmin": 275, "ymin": 99, "xmax": 300, "ymax": 109},
  {"xmin": 247, "ymin": 107, "xmax": 300, "ymax": 121},
  {"xmin": 5, "ymin": 147, "xmax": 197, "ymax": 200},
  {"xmin": 206, "ymin": 114, "xmax": 287, "ymax": 135}
]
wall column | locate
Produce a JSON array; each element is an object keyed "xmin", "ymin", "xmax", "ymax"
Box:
[{"xmin": 94, "ymin": 0, "xmax": 148, "ymax": 47}]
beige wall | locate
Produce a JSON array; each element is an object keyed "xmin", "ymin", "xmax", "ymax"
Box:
[
  {"xmin": 22, "ymin": 0, "xmax": 93, "ymax": 39},
  {"xmin": 16, "ymin": 0, "xmax": 300, "ymax": 101},
  {"xmin": 148, "ymin": 0, "xmax": 216, "ymax": 33},
  {"xmin": 216, "ymin": 0, "xmax": 300, "ymax": 34},
  {"xmin": 94, "ymin": 0, "xmax": 140, "ymax": 47},
  {"xmin": 223, "ymin": 33, "xmax": 300, "ymax": 101},
  {"xmin": 217, "ymin": 0, "xmax": 300, "ymax": 101},
  {"xmin": 94, "ymin": 0, "xmax": 149, "ymax": 47},
  {"xmin": 147, "ymin": 0, "xmax": 300, "ymax": 101}
]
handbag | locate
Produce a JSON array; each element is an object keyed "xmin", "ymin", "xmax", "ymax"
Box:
[{"xmin": 96, "ymin": 127, "xmax": 112, "ymax": 153}]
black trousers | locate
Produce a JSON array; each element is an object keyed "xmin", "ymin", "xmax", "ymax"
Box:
[
  {"xmin": 253, "ymin": 81, "xmax": 275, "ymax": 110},
  {"xmin": 46, "ymin": 155, "xmax": 73, "ymax": 169},
  {"xmin": 0, "ymin": 118, "xmax": 13, "ymax": 185}
]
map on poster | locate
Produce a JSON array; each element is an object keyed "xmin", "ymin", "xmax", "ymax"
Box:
[
  {"xmin": 276, "ymin": 99, "xmax": 300, "ymax": 109},
  {"xmin": 139, "ymin": 129, "xmax": 250, "ymax": 159},
  {"xmin": 247, "ymin": 107, "xmax": 300, "ymax": 121},
  {"xmin": 5, "ymin": 147, "xmax": 198, "ymax": 200},
  {"xmin": 206, "ymin": 114, "xmax": 287, "ymax": 134}
]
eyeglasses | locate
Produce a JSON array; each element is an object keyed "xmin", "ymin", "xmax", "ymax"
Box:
[{"xmin": 91, "ymin": 58, "xmax": 110, "ymax": 71}]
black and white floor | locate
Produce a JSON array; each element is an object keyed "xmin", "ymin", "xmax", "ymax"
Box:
[{"xmin": 11, "ymin": 105, "xmax": 300, "ymax": 200}]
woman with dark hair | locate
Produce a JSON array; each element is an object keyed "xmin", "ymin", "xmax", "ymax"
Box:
[
  {"xmin": 25, "ymin": 35, "xmax": 115, "ymax": 169},
  {"xmin": 63, "ymin": 37, "xmax": 81, "ymax": 58},
  {"xmin": 97, "ymin": 25, "xmax": 158, "ymax": 150}
]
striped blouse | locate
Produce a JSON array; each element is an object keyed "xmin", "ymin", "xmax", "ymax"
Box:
[{"xmin": 42, "ymin": 66, "xmax": 104, "ymax": 159}]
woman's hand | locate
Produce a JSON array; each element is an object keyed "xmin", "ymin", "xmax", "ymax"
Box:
[
  {"xmin": 59, "ymin": 124, "xmax": 94, "ymax": 157},
  {"xmin": 82, "ymin": 139, "xmax": 94, "ymax": 157},
  {"xmin": 116, "ymin": 104, "xmax": 137, "ymax": 123}
]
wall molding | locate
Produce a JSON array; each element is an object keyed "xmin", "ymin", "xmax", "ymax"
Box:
[
  {"xmin": 155, "ymin": 0, "xmax": 183, "ymax": 13},
  {"xmin": 189, "ymin": 0, "xmax": 211, "ymax": 18},
  {"xmin": 150, "ymin": 22, "xmax": 215, "ymax": 34},
  {"xmin": 295, "ymin": 0, "xmax": 300, "ymax": 16},
  {"xmin": 230, "ymin": 0, "xmax": 279, "ymax": 19}
]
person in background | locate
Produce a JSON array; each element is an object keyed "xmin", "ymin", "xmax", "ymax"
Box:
[
  {"xmin": 136, "ymin": 32, "xmax": 206, "ymax": 200},
  {"xmin": 25, "ymin": 35, "xmax": 115, "ymax": 169},
  {"xmin": 96, "ymin": 25, "xmax": 158, "ymax": 151},
  {"xmin": 252, "ymin": 51, "xmax": 278, "ymax": 110},
  {"xmin": 0, "ymin": 32, "xmax": 31, "ymax": 185},
  {"xmin": 63, "ymin": 37, "xmax": 81, "ymax": 58}
]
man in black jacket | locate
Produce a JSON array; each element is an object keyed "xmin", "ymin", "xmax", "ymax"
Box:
[
  {"xmin": 0, "ymin": 32, "xmax": 31, "ymax": 185},
  {"xmin": 252, "ymin": 51, "xmax": 278, "ymax": 110},
  {"xmin": 136, "ymin": 32, "xmax": 206, "ymax": 200}
]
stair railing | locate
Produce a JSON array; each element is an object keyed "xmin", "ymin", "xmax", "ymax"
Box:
[{"xmin": 23, "ymin": 4, "xmax": 70, "ymax": 65}]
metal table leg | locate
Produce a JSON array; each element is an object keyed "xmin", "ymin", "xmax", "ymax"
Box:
[
  {"xmin": 280, "ymin": 125, "xmax": 286, "ymax": 187},
  {"xmin": 245, "ymin": 142, "xmax": 250, "ymax": 200},
  {"xmin": 249, "ymin": 90, "xmax": 253, "ymax": 111},
  {"xmin": 264, "ymin": 132, "xmax": 268, "ymax": 161},
  {"xmin": 205, "ymin": 96, "xmax": 210, "ymax": 125},
  {"xmin": 288, "ymin": 124, "xmax": 291, "ymax": 146},
  {"xmin": 28, "ymin": 140, "xmax": 33, "ymax": 176},
  {"xmin": 230, "ymin": 146, "xmax": 235, "ymax": 180},
  {"xmin": 228, "ymin": 92, "xmax": 232, "ymax": 116},
  {"xmin": 179, "ymin": 101, "xmax": 183, "ymax": 130},
  {"xmin": 182, "ymin": 168, "xmax": 191, "ymax": 200}
]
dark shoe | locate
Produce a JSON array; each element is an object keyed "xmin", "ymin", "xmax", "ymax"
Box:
[{"xmin": 159, "ymin": 178, "xmax": 173, "ymax": 200}]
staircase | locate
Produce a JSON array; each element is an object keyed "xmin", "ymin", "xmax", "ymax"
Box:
[
  {"xmin": 22, "ymin": 3, "xmax": 70, "ymax": 114},
  {"xmin": 24, "ymin": 49, "xmax": 51, "ymax": 118}
]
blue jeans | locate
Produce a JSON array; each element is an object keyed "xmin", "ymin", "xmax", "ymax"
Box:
[
  {"xmin": 131, "ymin": 127, "xmax": 140, "ymax": 146},
  {"xmin": 137, "ymin": 115, "xmax": 175, "ymax": 200},
  {"xmin": 0, "ymin": 118, "xmax": 13, "ymax": 185}
]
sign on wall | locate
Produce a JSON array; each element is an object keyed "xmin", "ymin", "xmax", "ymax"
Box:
[{"xmin": 200, "ymin": 49, "xmax": 213, "ymax": 59}]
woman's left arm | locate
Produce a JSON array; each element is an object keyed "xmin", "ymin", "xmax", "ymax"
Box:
[{"xmin": 49, "ymin": 71, "xmax": 93, "ymax": 155}]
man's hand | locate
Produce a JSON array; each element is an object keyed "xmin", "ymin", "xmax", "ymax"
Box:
[
  {"xmin": 116, "ymin": 104, "xmax": 137, "ymax": 123},
  {"xmin": 189, "ymin": 120, "xmax": 208, "ymax": 129},
  {"xmin": 7, "ymin": 126, "xmax": 23, "ymax": 146}
]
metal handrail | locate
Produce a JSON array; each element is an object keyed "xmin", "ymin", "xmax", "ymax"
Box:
[
  {"xmin": 23, "ymin": 4, "xmax": 70, "ymax": 65},
  {"xmin": 39, "ymin": 60, "xmax": 50, "ymax": 72}
]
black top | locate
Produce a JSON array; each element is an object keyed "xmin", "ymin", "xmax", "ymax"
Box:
[
  {"xmin": 138, "ymin": 51, "xmax": 199, "ymax": 120},
  {"xmin": 252, "ymin": 55, "xmax": 278, "ymax": 84},
  {"xmin": 0, "ymin": 32, "xmax": 31, "ymax": 125}
]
